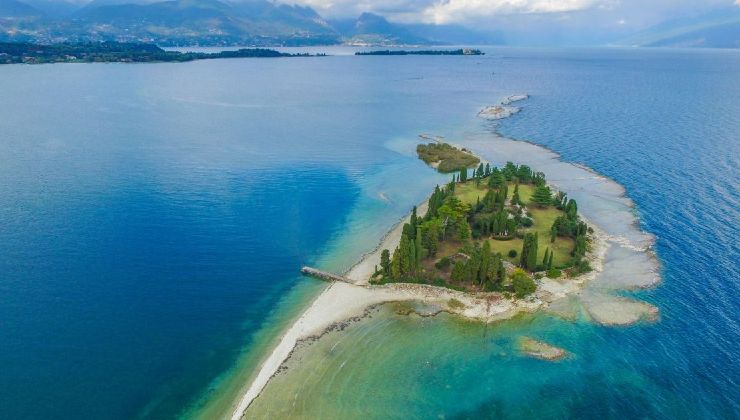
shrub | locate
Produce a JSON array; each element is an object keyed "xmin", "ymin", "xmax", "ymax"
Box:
[
  {"xmin": 546, "ymin": 268, "xmax": 562, "ymax": 278},
  {"xmin": 520, "ymin": 217, "xmax": 534, "ymax": 227},
  {"xmin": 508, "ymin": 249, "xmax": 518, "ymax": 258},
  {"xmin": 435, "ymin": 257, "xmax": 451, "ymax": 270},
  {"xmin": 447, "ymin": 298, "xmax": 465, "ymax": 310},
  {"xmin": 573, "ymin": 259, "xmax": 592, "ymax": 274},
  {"xmin": 511, "ymin": 269, "xmax": 536, "ymax": 298}
]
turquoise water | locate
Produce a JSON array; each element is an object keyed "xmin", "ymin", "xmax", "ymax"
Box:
[{"xmin": 0, "ymin": 48, "xmax": 738, "ymax": 418}]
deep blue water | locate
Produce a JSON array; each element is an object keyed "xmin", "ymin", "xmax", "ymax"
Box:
[
  {"xmin": 0, "ymin": 48, "xmax": 738, "ymax": 419},
  {"xmin": 495, "ymin": 48, "xmax": 740, "ymax": 416}
]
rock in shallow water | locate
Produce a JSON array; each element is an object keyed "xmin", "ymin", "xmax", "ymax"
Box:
[{"xmin": 519, "ymin": 337, "xmax": 568, "ymax": 361}]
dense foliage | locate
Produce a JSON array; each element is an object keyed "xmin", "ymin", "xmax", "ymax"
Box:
[
  {"xmin": 375, "ymin": 154, "xmax": 592, "ymax": 299},
  {"xmin": 416, "ymin": 143, "xmax": 480, "ymax": 173}
]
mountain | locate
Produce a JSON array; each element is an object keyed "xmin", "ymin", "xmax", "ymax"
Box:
[
  {"xmin": 331, "ymin": 12, "xmax": 500, "ymax": 46},
  {"xmin": 21, "ymin": 0, "xmax": 79, "ymax": 16},
  {"xmin": 404, "ymin": 23, "xmax": 503, "ymax": 46},
  {"xmin": 1, "ymin": 0, "xmax": 340, "ymax": 45},
  {"xmin": 332, "ymin": 12, "xmax": 426, "ymax": 45},
  {"xmin": 0, "ymin": 0, "xmax": 499, "ymax": 46},
  {"xmin": 617, "ymin": 8, "xmax": 740, "ymax": 48},
  {"xmin": 0, "ymin": 0, "xmax": 41, "ymax": 17}
]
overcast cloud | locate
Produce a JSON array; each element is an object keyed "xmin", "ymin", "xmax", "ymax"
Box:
[{"xmin": 282, "ymin": 0, "xmax": 737, "ymax": 30}]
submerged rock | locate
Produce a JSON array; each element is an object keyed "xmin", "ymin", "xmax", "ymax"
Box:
[
  {"xmin": 519, "ymin": 337, "xmax": 568, "ymax": 361},
  {"xmin": 582, "ymin": 293, "xmax": 659, "ymax": 326},
  {"xmin": 478, "ymin": 105, "xmax": 520, "ymax": 120}
]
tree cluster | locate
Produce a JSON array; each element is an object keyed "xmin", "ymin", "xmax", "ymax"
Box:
[{"xmin": 449, "ymin": 241, "xmax": 507, "ymax": 291}]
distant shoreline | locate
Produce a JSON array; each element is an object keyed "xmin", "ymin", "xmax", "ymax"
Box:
[
  {"xmin": 355, "ymin": 48, "xmax": 484, "ymax": 56},
  {"xmin": 0, "ymin": 41, "xmax": 485, "ymax": 65},
  {"xmin": 0, "ymin": 41, "xmax": 322, "ymax": 65}
]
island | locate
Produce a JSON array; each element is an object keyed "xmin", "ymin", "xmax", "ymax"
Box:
[
  {"xmin": 230, "ymin": 138, "xmax": 659, "ymax": 419},
  {"xmin": 0, "ymin": 41, "xmax": 319, "ymax": 64},
  {"xmin": 355, "ymin": 48, "xmax": 484, "ymax": 56},
  {"xmin": 416, "ymin": 142, "xmax": 480, "ymax": 172},
  {"xmin": 372, "ymin": 152, "xmax": 593, "ymax": 299}
]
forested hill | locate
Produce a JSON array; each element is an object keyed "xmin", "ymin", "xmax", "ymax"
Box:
[
  {"xmin": 0, "ymin": 0, "xmax": 500, "ymax": 47},
  {"xmin": 0, "ymin": 42, "xmax": 314, "ymax": 64}
]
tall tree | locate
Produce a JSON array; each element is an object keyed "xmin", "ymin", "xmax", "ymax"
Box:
[
  {"xmin": 479, "ymin": 240, "xmax": 492, "ymax": 286},
  {"xmin": 520, "ymin": 232, "xmax": 539, "ymax": 271},
  {"xmin": 512, "ymin": 183, "xmax": 521, "ymax": 206},
  {"xmin": 488, "ymin": 168, "xmax": 504, "ymax": 188},
  {"xmin": 380, "ymin": 249, "xmax": 391, "ymax": 276},
  {"xmin": 527, "ymin": 232, "xmax": 539, "ymax": 270},
  {"xmin": 565, "ymin": 199, "xmax": 578, "ymax": 219},
  {"xmin": 530, "ymin": 185, "xmax": 552, "ymax": 208},
  {"xmin": 391, "ymin": 246, "xmax": 401, "ymax": 278},
  {"xmin": 410, "ymin": 206, "xmax": 418, "ymax": 233},
  {"xmin": 415, "ymin": 227, "xmax": 424, "ymax": 268}
]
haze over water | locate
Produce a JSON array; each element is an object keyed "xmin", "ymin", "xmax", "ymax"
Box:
[{"xmin": 0, "ymin": 47, "xmax": 738, "ymax": 419}]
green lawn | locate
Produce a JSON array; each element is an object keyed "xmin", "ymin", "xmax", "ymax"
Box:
[
  {"xmin": 452, "ymin": 180, "xmax": 573, "ymax": 268},
  {"xmin": 455, "ymin": 182, "xmax": 488, "ymax": 206}
]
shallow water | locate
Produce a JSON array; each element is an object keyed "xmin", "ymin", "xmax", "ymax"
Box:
[
  {"xmin": 0, "ymin": 47, "xmax": 738, "ymax": 418},
  {"xmin": 247, "ymin": 48, "xmax": 740, "ymax": 418}
]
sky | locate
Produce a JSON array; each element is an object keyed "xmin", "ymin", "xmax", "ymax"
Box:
[
  {"xmin": 15, "ymin": 0, "xmax": 739, "ymax": 46},
  {"xmin": 281, "ymin": 0, "xmax": 738, "ymax": 44}
]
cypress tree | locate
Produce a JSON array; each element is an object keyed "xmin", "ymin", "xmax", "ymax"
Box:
[
  {"xmin": 480, "ymin": 240, "xmax": 492, "ymax": 286},
  {"xmin": 566, "ymin": 199, "xmax": 578, "ymax": 219},
  {"xmin": 415, "ymin": 227, "xmax": 424, "ymax": 269},
  {"xmin": 398, "ymin": 234, "xmax": 411, "ymax": 276},
  {"xmin": 543, "ymin": 248, "xmax": 550, "ymax": 267},
  {"xmin": 380, "ymin": 249, "xmax": 391, "ymax": 276},
  {"xmin": 520, "ymin": 234, "xmax": 530, "ymax": 268},
  {"xmin": 520, "ymin": 232, "xmax": 539, "ymax": 271},
  {"xmin": 547, "ymin": 251, "xmax": 554, "ymax": 270},
  {"xmin": 512, "ymin": 183, "xmax": 521, "ymax": 206},
  {"xmin": 407, "ymin": 238, "xmax": 416, "ymax": 275},
  {"xmin": 497, "ymin": 255, "xmax": 506, "ymax": 284},
  {"xmin": 410, "ymin": 206, "xmax": 418, "ymax": 232},
  {"xmin": 391, "ymin": 247, "xmax": 401, "ymax": 279},
  {"xmin": 550, "ymin": 223, "xmax": 558, "ymax": 242},
  {"xmin": 527, "ymin": 232, "xmax": 539, "ymax": 271}
]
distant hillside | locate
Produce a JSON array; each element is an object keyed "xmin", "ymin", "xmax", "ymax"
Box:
[
  {"xmin": 0, "ymin": 0, "xmax": 502, "ymax": 46},
  {"xmin": 617, "ymin": 8, "xmax": 740, "ymax": 48},
  {"xmin": 0, "ymin": 0, "xmax": 41, "ymax": 17},
  {"xmin": 331, "ymin": 12, "xmax": 426, "ymax": 45},
  {"xmin": 0, "ymin": 0, "xmax": 340, "ymax": 45},
  {"xmin": 331, "ymin": 12, "xmax": 500, "ymax": 46}
]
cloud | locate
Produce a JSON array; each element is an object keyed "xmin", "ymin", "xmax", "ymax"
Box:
[
  {"xmin": 280, "ymin": 0, "xmax": 606, "ymax": 21},
  {"xmin": 420, "ymin": 0, "xmax": 604, "ymax": 24}
]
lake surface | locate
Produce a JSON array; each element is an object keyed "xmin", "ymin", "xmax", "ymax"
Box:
[{"xmin": 0, "ymin": 47, "xmax": 738, "ymax": 419}]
